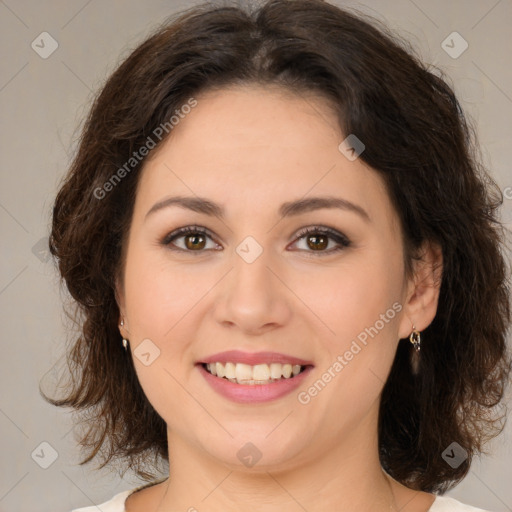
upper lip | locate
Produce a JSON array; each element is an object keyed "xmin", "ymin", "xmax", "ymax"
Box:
[{"xmin": 199, "ymin": 350, "xmax": 314, "ymax": 367}]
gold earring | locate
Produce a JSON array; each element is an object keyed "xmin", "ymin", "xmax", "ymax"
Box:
[
  {"xmin": 409, "ymin": 326, "xmax": 421, "ymax": 352},
  {"xmin": 409, "ymin": 326, "xmax": 421, "ymax": 375}
]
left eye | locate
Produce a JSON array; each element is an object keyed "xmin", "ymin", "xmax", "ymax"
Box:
[
  {"xmin": 290, "ymin": 226, "xmax": 351, "ymax": 254},
  {"xmin": 162, "ymin": 225, "xmax": 351, "ymax": 254}
]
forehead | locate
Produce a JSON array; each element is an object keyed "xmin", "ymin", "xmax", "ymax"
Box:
[
  {"xmin": 175, "ymin": 84, "xmax": 341, "ymax": 148},
  {"xmin": 135, "ymin": 85, "xmax": 395, "ymax": 228}
]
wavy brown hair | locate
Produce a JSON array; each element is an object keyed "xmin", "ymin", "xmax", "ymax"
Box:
[{"xmin": 42, "ymin": 0, "xmax": 512, "ymax": 493}]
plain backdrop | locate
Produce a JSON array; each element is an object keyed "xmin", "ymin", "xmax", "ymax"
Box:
[{"xmin": 1, "ymin": 1, "xmax": 511, "ymax": 511}]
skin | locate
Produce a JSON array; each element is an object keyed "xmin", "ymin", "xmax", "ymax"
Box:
[{"xmin": 117, "ymin": 84, "xmax": 442, "ymax": 512}]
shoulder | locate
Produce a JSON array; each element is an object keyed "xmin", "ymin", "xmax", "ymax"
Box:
[
  {"xmin": 430, "ymin": 495, "xmax": 493, "ymax": 512},
  {"xmin": 70, "ymin": 477, "xmax": 167, "ymax": 512},
  {"xmin": 70, "ymin": 489, "xmax": 134, "ymax": 512},
  {"xmin": 70, "ymin": 488, "xmax": 492, "ymax": 512}
]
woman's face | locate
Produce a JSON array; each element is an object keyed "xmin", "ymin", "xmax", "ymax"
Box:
[{"xmin": 118, "ymin": 85, "xmax": 417, "ymax": 470}]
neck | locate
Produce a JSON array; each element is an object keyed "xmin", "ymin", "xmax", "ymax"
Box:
[{"xmin": 155, "ymin": 406, "xmax": 399, "ymax": 512}]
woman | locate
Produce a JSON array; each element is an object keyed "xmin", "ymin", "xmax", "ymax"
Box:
[{"xmin": 44, "ymin": 1, "xmax": 511, "ymax": 511}]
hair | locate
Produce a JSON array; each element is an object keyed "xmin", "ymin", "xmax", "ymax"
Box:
[{"xmin": 43, "ymin": 0, "xmax": 511, "ymax": 493}]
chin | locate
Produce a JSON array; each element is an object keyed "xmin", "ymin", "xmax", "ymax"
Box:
[{"xmin": 199, "ymin": 427, "xmax": 312, "ymax": 472}]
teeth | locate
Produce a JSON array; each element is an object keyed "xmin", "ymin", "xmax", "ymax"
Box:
[
  {"xmin": 205, "ymin": 362, "xmax": 305, "ymax": 384},
  {"xmin": 225, "ymin": 362, "xmax": 236, "ymax": 379},
  {"xmin": 216, "ymin": 362, "xmax": 225, "ymax": 378},
  {"xmin": 235, "ymin": 363, "xmax": 253, "ymax": 382},
  {"xmin": 253, "ymin": 364, "xmax": 270, "ymax": 381},
  {"xmin": 270, "ymin": 363, "xmax": 282, "ymax": 379}
]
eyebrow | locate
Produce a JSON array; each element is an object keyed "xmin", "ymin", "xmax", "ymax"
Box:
[{"xmin": 145, "ymin": 195, "xmax": 370, "ymax": 222}]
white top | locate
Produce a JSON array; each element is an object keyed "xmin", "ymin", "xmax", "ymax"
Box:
[{"xmin": 71, "ymin": 487, "xmax": 492, "ymax": 512}]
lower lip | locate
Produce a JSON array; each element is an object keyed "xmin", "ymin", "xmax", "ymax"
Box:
[{"xmin": 197, "ymin": 364, "xmax": 314, "ymax": 403}]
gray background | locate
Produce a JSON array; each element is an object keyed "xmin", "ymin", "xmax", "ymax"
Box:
[{"xmin": 1, "ymin": 1, "xmax": 511, "ymax": 511}]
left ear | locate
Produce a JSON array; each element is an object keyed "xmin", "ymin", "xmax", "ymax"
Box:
[{"xmin": 398, "ymin": 240, "xmax": 443, "ymax": 339}]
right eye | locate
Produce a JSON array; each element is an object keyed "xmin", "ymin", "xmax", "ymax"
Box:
[{"xmin": 162, "ymin": 225, "xmax": 222, "ymax": 252}]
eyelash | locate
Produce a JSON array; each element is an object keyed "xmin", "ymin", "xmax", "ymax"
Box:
[{"xmin": 161, "ymin": 225, "xmax": 351, "ymax": 256}]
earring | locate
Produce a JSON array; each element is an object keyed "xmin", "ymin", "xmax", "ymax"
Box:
[
  {"xmin": 120, "ymin": 320, "xmax": 128, "ymax": 351},
  {"xmin": 409, "ymin": 326, "xmax": 421, "ymax": 352},
  {"xmin": 409, "ymin": 326, "xmax": 421, "ymax": 375}
]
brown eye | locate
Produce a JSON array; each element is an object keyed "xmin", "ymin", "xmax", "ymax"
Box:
[
  {"xmin": 184, "ymin": 233, "xmax": 206, "ymax": 250},
  {"xmin": 291, "ymin": 226, "xmax": 351, "ymax": 255},
  {"xmin": 163, "ymin": 226, "xmax": 220, "ymax": 252},
  {"xmin": 306, "ymin": 234, "xmax": 329, "ymax": 251}
]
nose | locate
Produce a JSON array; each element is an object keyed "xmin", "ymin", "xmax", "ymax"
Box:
[{"xmin": 213, "ymin": 242, "xmax": 292, "ymax": 335}]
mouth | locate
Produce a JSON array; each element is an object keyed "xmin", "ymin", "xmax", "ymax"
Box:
[
  {"xmin": 196, "ymin": 350, "xmax": 314, "ymax": 403},
  {"xmin": 201, "ymin": 361, "xmax": 310, "ymax": 385}
]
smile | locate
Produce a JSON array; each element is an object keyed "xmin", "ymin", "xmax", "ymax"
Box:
[
  {"xmin": 203, "ymin": 362, "xmax": 307, "ymax": 385},
  {"xmin": 197, "ymin": 351, "xmax": 314, "ymax": 403}
]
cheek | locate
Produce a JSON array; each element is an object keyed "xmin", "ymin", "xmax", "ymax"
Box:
[
  {"xmin": 298, "ymin": 251, "xmax": 404, "ymax": 401},
  {"xmin": 122, "ymin": 246, "xmax": 203, "ymax": 423},
  {"xmin": 123, "ymin": 244, "xmax": 204, "ymax": 342},
  {"xmin": 306, "ymin": 254, "xmax": 402, "ymax": 345}
]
